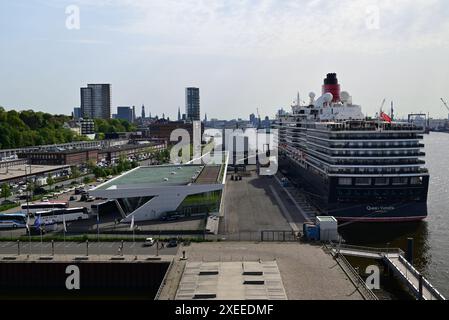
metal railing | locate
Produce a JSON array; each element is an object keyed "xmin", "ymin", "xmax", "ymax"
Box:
[
  {"xmin": 325, "ymin": 244, "xmax": 378, "ymax": 300},
  {"xmin": 329, "ymin": 243, "xmax": 404, "ymax": 256},
  {"xmin": 329, "ymin": 243, "xmax": 446, "ymax": 301},
  {"xmin": 154, "ymin": 257, "xmax": 175, "ymax": 300},
  {"xmin": 396, "ymin": 255, "xmax": 446, "ymax": 300}
]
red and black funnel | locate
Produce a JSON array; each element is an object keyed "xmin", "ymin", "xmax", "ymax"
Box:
[{"xmin": 322, "ymin": 73, "xmax": 340, "ymax": 102}]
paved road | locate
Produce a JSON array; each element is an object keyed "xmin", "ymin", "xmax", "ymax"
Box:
[
  {"xmin": 0, "ymin": 241, "xmax": 179, "ymax": 256},
  {"xmin": 220, "ymin": 172, "xmax": 305, "ymax": 236}
]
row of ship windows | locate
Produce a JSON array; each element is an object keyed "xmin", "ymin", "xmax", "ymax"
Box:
[
  {"xmin": 309, "ymin": 147, "xmax": 422, "ymax": 157},
  {"xmin": 308, "ymin": 153, "xmax": 424, "ymax": 165},
  {"xmin": 336, "ymin": 189, "xmax": 424, "ymax": 202},
  {"xmin": 330, "ymin": 160, "xmax": 424, "ymax": 166},
  {"xmin": 307, "ymin": 131, "xmax": 421, "ymax": 140},
  {"xmin": 306, "ymin": 138, "xmax": 421, "ymax": 148},
  {"xmin": 330, "ymin": 168, "xmax": 426, "ymax": 174},
  {"xmin": 338, "ymin": 177, "xmax": 423, "ymax": 186},
  {"xmin": 304, "ymin": 158, "xmax": 427, "ymax": 175}
]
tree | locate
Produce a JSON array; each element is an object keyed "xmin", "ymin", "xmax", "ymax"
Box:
[
  {"xmin": 70, "ymin": 166, "xmax": 80, "ymax": 179},
  {"xmin": 47, "ymin": 174, "xmax": 55, "ymax": 190},
  {"xmin": 86, "ymin": 160, "xmax": 96, "ymax": 173},
  {"xmin": 83, "ymin": 176, "xmax": 91, "ymax": 185},
  {"xmin": 1, "ymin": 183, "xmax": 11, "ymax": 201},
  {"xmin": 26, "ymin": 182, "xmax": 36, "ymax": 198}
]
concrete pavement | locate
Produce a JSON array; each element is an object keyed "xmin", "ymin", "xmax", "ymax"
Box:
[
  {"xmin": 219, "ymin": 172, "xmax": 313, "ymax": 236},
  {"xmin": 0, "ymin": 241, "xmax": 179, "ymax": 256}
]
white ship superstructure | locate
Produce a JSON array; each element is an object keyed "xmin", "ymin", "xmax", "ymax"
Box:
[{"xmin": 273, "ymin": 73, "xmax": 429, "ymax": 222}]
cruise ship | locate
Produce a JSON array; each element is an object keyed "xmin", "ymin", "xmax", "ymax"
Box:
[{"xmin": 273, "ymin": 73, "xmax": 429, "ymax": 222}]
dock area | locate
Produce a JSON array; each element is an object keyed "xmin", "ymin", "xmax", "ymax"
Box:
[
  {"xmin": 158, "ymin": 242, "xmax": 364, "ymax": 300},
  {"xmin": 218, "ymin": 171, "xmax": 311, "ymax": 240},
  {"xmin": 328, "ymin": 244, "xmax": 446, "ymax": 300}
]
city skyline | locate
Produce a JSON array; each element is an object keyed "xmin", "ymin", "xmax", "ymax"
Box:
[{"xmin": 1, "ymin": 1, "xmax": 449, "ymax": 120}]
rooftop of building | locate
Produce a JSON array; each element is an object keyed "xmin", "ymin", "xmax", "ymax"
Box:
[
  {"xmin": 17, "ymin": 142, "xmax": 157, "ymax": 155},
  {"xmin": 95, "ymin": 161, "xmax": 224, "ymax": 190},
  {"xmin": 96, "ymin": 165, "xmax": 205, "ymax": 190},
  {"xmin": 18, "ymin": 148, "xmax": 98, "ymax": 155},
  {"xmin": 0, "ymin": 164, "xmax": 70, "ymax": 183}
]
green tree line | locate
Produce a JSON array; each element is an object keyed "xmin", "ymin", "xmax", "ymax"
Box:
[
  {"xmin": 94, "ymin": 118, "xmax": 136, "ymax": 135},
  {"xmin": 0, "ymin": 107, "xmax": 137, "ymax": 149},
  {"xmin": 0, "ymin": 107, "xmax": 85, "ymax": 149}
]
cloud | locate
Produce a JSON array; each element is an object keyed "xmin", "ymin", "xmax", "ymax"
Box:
[{"xmin": 70, "ymin": 0, "xmax": 449, "ymax": 57}]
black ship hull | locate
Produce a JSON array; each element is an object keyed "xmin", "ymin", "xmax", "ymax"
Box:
[{"xmin": 279, "ymin": 156, "xmax": 428, "ymax": 222}]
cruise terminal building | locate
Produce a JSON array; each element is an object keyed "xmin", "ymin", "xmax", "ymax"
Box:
[{"xmin": 90, "ymin": 154, "xmax": 228, "ymax": 223}]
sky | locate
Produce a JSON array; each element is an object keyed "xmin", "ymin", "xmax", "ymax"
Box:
[{"xmin": 1, "ymin": 0, "xmax": 449, "ymax": 120}]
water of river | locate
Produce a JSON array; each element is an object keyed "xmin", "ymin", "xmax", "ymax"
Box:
[{"xmin": 340, "ymin": 132, "xmax": 449, "ymax": 298}]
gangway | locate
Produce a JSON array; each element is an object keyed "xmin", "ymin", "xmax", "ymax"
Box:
[{"xmin": 327, "ymin": 244, "xmax": 446, "ymax": 301}]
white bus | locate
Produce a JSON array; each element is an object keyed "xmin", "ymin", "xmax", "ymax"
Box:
[
  {"xmin": 21, "ymin": 201, "xmax": 69, "ymax": 215},
  {"xmin": 0, "ymin": 213, "xmax": 27, "ymax": 229},
  {"xmin": 35, "ymin": 207, "xmax": 90, "ymax": 224}
]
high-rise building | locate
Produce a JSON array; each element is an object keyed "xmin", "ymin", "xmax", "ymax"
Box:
[
  {"xmin": 178, "ymin": 107, "xmax": 181, "ymax": 121},
  {"xmin": 80, "ymin": 118, "xmax": 95, "ymax": 135},
  {"xmin": 80, "ymin": 84, "xmax": 111, "ymax": 119},
  {"xmin": 185, "ymin": 87, "xmax": 200, "ymax": 121},
  {"xmin": 132, "ymin": 106, "xmax": 136, "ymax": 123},
  {"xmin": 117, "ymin": 106, "xmax": 133, "ymax": 123},
  {"xmin": 141, "ymin": 105, "xmax": 146, "ymax": 119},
  {"xmin": 73, "ymin": 107, "xmax": 81, "ymax": 119}
]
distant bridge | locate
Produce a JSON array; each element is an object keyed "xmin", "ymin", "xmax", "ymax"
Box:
[{"xmin": 328, "ymin": 244, "xmax": 446, "ymax": 301}]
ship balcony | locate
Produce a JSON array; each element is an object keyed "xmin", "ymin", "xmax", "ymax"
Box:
[
  {"xmin": 326, "ymin": 152, "xmax": 426, "ymax": 158},
  {"xmin": 322, "ymin": 121, "xmax": 424, "ymax": 132},
  {"xmin": 326, "ymin": 134, "xmax": 424, "ymax": 140},
  {"xmin": 327, "ymin": 167, "xmax": 428, "ymax": 175},
  {"xmin": 328, "ymin": 159, "xmax": 426, "ymax": 166},
  {"xmin": 307, "ymin": 139, "xmax": 425, "ymax": 149},
  {"xmin": 307, "ymin": 148, "xmax": 426, "ymax": 161},
  {"xmin": 327, "ymin": 143, "xmax": 425, "ymax": 149}
]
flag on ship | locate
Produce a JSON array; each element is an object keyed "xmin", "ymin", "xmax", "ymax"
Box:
[{"xmin": 380, "ymin": 111, "xmax": 392, "ymax": 123}]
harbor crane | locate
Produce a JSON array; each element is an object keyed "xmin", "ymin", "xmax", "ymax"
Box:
[
  {"xmin": 441, "ymin": 98, "xmax": 449, "ymax": 120},
  {"xmin": 441, "ymin": 98, "xmax": 449, "ymax": 111}
]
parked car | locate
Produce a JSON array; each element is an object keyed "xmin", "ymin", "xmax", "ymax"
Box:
[
  {"xmin": 1, "ymin": 200, "xmax": 15, "ymax": 206},
  {"xmin": 167, "ymin": 239, "xmax": 178, "ymax": 248},
  {"xmin": 143, "ymin": 238, "xmax": 155, "ymax": 247}
]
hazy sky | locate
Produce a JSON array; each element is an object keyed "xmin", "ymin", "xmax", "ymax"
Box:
[{"xmin": 1, "ymin": 0, "xmax": 449, "ymax": 120}]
